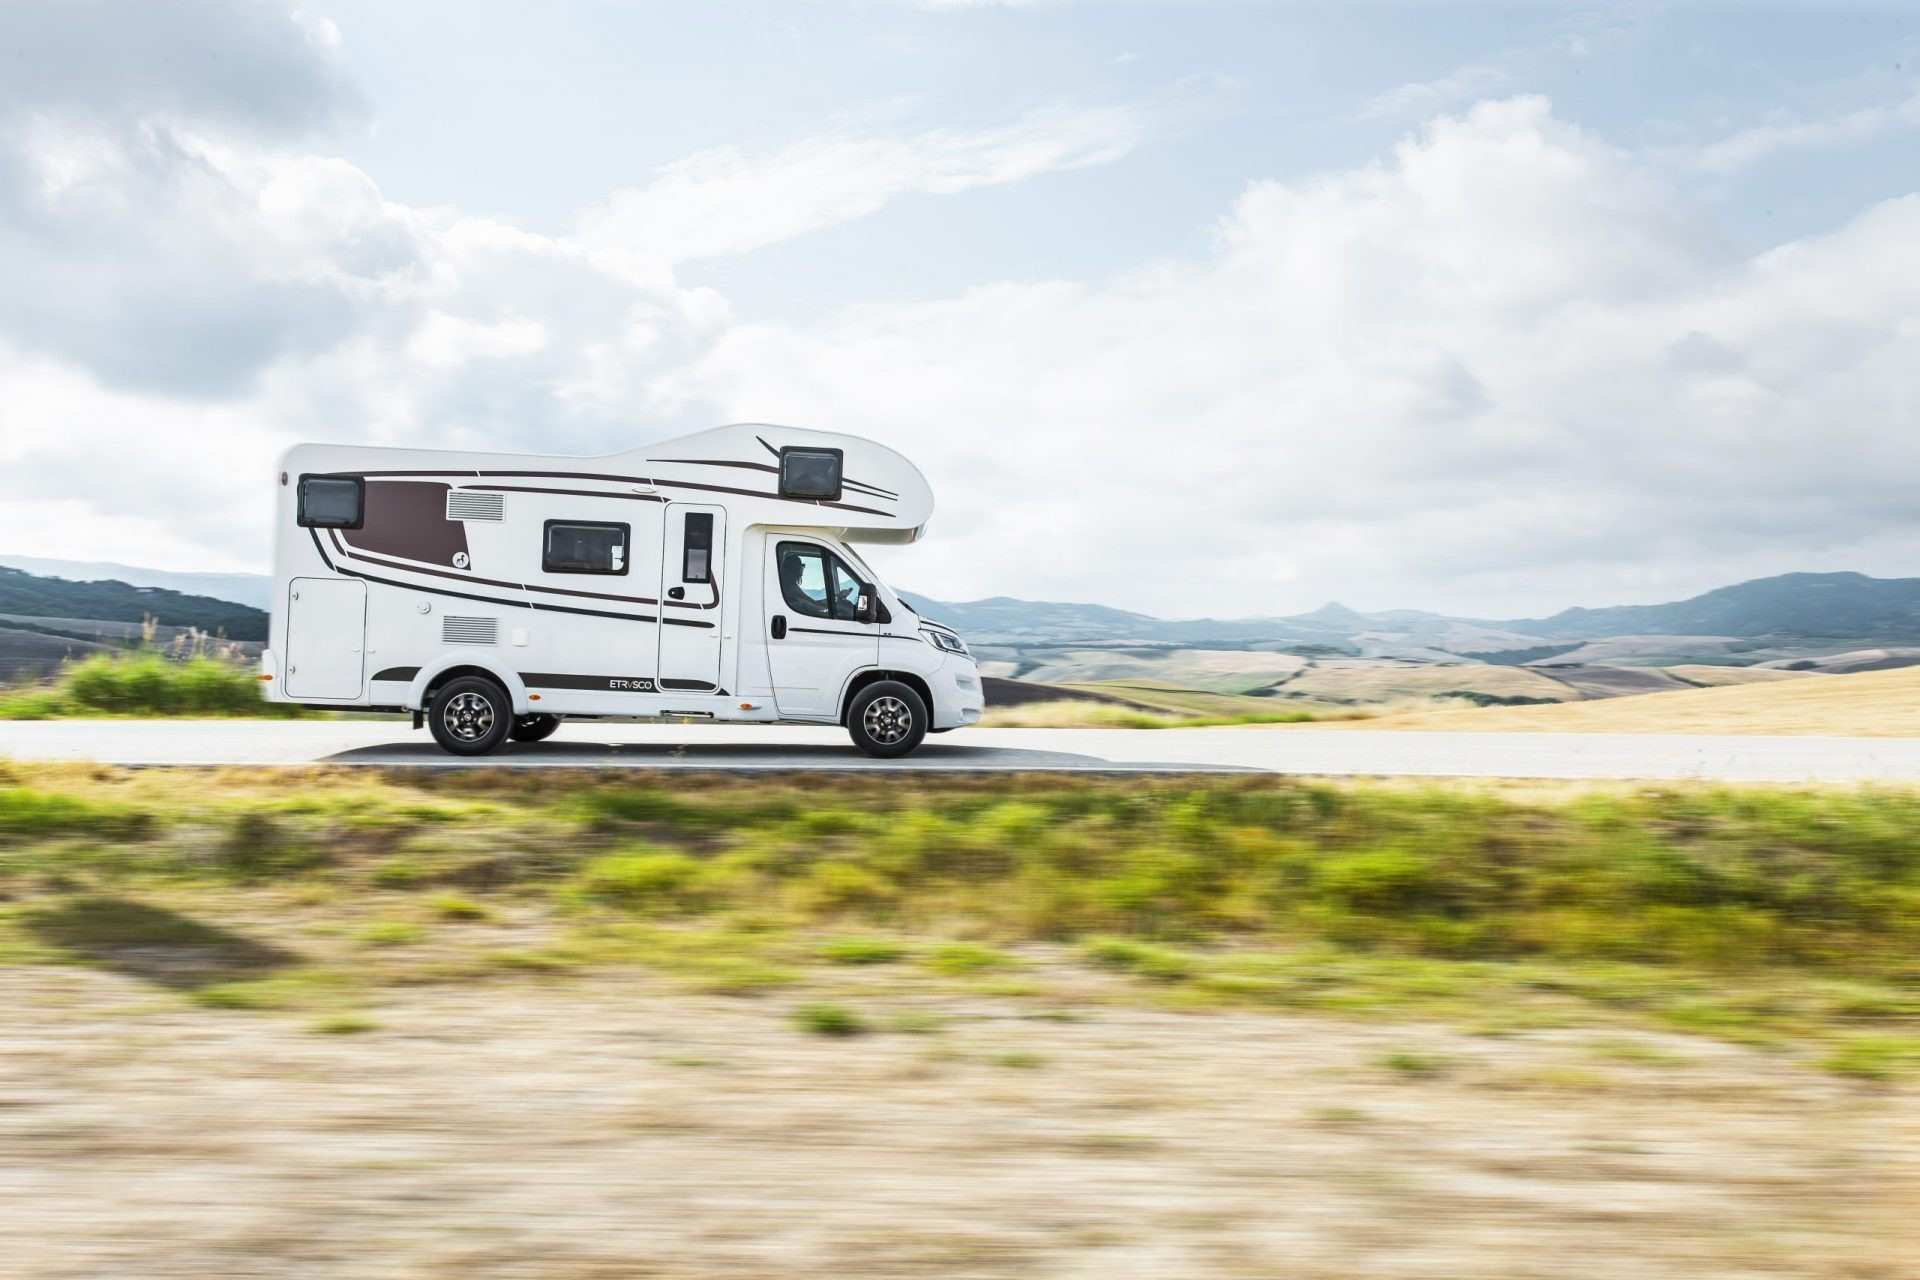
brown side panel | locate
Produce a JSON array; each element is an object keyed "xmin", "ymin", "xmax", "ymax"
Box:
[{"xmin": 343, "ymin": 481, "xmax": 469, "ymax": 567}]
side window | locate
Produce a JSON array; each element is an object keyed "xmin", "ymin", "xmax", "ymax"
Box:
[
  {"xmin": 682, "ymin": 512, "xmax": 713, "ymax": 583},
  {"xmin": 543, "ymin": 520, "xmax": 628, "ymax": 575},
  {"xmin": 828, "ymin": 557, "xmax": 866, "ymax": 622},
  {"xmin": 297, "ymin": 476, "xmax": 363, "ymax": 529},
  {"xmin": 776, "ymin": 543, "xmax": 832, "ymax": 619}
]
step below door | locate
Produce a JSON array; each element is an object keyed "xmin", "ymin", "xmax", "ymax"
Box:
[{"xmin": 284, "ymin": 577, "xmax": 367, "ymax": 699}]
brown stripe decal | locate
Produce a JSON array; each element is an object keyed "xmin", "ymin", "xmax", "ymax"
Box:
[
  {"xmin": 307, "ymin": 529, "xmax": 713, "ymax": 629},
  {"xmin": 327, "ymin": 529, "xmax": 665, "ymax": 606}
]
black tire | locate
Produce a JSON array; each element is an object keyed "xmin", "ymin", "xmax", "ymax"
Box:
[
  {"xmin": 509, "ymin": 713, "xmax": 561, "ymax": 743},
  {"xmin": 427, "ymin": 676, "xmax": 512, "ymax": 756},
  {"xmin": 846, "ymin": 680, "xmax": 928, "ymax": 758}
]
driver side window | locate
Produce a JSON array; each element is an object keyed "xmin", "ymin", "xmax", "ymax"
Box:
[
  {"xmin": 776, "ymin": 544, "xmax": 833, "ymax": 619},
  {"xmin": 828, "ymin": 558, "xmax": 865, "ymax": 622},
  {"xmin": 778, "ymin": 542, "xmax": 874, "ymax": 624}
]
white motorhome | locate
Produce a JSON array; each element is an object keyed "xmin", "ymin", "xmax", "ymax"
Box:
[{"xmin": 262, "ymin": 424, "xmax": 982, "ymax": 757}]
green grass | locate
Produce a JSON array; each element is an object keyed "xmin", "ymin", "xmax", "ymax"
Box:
[
  {"xmin": 820, "ymin": 937, "xmax": 911, "ymax": 965},
  {"xmin": 355, "ymin": 921, "xmax": 427, "ymax": 948},
  {"xmin": 1818, "ymin": 1036, "xmax": 1920, "ymax": 1080},
  {"xmin": 924, "ymin": 942, "xmax": 1017, "ymax": 975},
  {"xmin": 4, "ymin": 767, "xmax": 1919, "ymax": 1061},
  {"xmin": 0, "ymin": 654, "xmax": 305, "ymax": 719}
]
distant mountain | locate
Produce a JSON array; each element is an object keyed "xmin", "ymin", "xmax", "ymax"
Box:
[
  {"xmin": 907, "ymin": 572, "xmax": 1920, "ymax": 651},
  {"xmin": 0, "ymin": 556, "xmax": 270, "ymax": 609},
  {"xmin": 1502, "ymin": 572, "xmax": 1920, "ymax": 642},
  {"xmin": 0, "ymin": 567, "xmax": 268, "ymax": 641}
]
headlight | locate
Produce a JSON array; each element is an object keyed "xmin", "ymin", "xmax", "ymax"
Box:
[{"xmin": 920, "ymin": 627, "xmax": 968, "ymax": 656}]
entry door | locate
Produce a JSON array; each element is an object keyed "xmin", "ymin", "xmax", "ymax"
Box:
[
  {"xmin": 657, "ymin": 503, "xmax": 726, "ymax": 692},
  {"xmin": 764, "ymin": 539, "xmax": 880, "ymax": 719},
  {"xmin": 284, "ymin": 577, "xmax": 366, "ymax": 699}
]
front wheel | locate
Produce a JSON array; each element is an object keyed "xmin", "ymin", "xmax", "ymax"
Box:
[
  {"xmin": 847, "ymin": 681, "xmax": 928, "ymax": 758},
  {"xmin": 428, "ymin": 676, "xmax": 511, "ymax": 756},
  {"xmin": 509, "ymin": 713, "xmax": 561, "ymax": 743}
]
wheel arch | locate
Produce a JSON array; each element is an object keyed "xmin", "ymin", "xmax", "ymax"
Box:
[
  {"xmin": 410, "ymin": 658, "xmax": 528, "ymax": 714},
  {"xmin": 839, "ymin": 668, "xmax": 933, "ymax": 726}
]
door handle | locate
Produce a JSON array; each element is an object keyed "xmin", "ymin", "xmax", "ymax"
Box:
[
  {"xmin": 771, "ymin": 616, "xmax": 787, "ymax": 640},
  {"xmin": 667, "ymin": 586, "xmax": 685, "ymax": 600}
]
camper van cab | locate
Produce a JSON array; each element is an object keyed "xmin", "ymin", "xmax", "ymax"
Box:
[{"xmin": 261, "ymin": 424, "xmax": 982, "ymax": 757}]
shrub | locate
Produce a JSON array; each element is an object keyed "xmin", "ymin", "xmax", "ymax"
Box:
[
  {"xmin": 11, "ymin": 654, "xmax": 304, "ymax": 718},
  {"xmin": 431, "ymin": 894, "xmax": 493, "ymax": 921},
  {"xmin": 1819, "ymin": 1036, "xmax": 1920, "ymax": 1081},
  {"xmin": 0, "ymin": 787, "xmax": 151, "ymax": 838},
  {"xmin": 924, "ymin": 942, "xmax": 1016, "ymax": 975},
  {"xmin": 356, "ymin": 921, "xmax": 426, "ymax": 947},
  {"xmin": 821, "ymin": 937, "xmax": 909, "ymax": 965},
  {"xmin": 793, "ymin": 1003, "xmax": 868, "ymax": 1037},
  {"xmin": 574, "ymin": 849, "xmax": 716, "ymax": 914},
  {"xmin": 217, "ymin": 812, "xmax": 324, "ymax": 880},
  {"xmin": 1082, "ymin": 936, "xmax": 1198, "ymax": 981},
  {"xmin": 1378, "ymin": 1050, "xmax": 1451, "ymax": 1080}
]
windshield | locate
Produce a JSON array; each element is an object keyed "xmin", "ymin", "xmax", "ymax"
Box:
[{"xmin": 834, "ymin": 542, "xmax": 887, "ymax": 598}]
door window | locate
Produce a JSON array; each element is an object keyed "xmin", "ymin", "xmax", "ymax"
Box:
[
  {"xmin": 828, "ymin": 559, "xmax": 865, "ymax": 621},
  {"xmin": 777, "ymin": 541, "xmax": 875, "ymax": 624},
  {"xmin": 776, "ymin": 544, "xmax": 833, "ymax": 618},
  {"xmin": 682, "ymin": 512, "xmax": 714, "ymax": 583}
]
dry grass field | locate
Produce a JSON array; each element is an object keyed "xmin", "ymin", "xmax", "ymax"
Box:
[
  {"xmin": 1339, "ymin": 666, "xmax": 1920, "ymax": 736},
  {"xmin": 1663, "ymin": 664, "xmax": 1819, "ymax": 688},
  {"xmin": 4, "ymin": 767, "xmax": 1918, "ymax": 1277}
]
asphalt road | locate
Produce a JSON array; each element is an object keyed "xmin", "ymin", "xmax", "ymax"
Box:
[{"xmin": 5, "ymin": 720, "xmax": 1920, "ymax": 781}]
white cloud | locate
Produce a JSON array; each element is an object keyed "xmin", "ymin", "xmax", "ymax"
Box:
[
  {"xmin": 660, "ymin": 97, "xmax": 1920, "ymax": 615},
  {"xmin": 576, "ymin": 104, "xmax": 1147, "ymax": 264},
  {"xmin": 2, "ymin": 11, "xmax": 1918, "ymax": 620},
  {"xmin": 1361, "ymin": 63, "xmax": 1508, "ymax": 121},
  {"xmin": 1691, "ymin": 84, "xmax": 1920, "ymax": 173}
]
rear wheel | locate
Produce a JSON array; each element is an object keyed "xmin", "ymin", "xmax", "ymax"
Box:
[
  {"xmin": 428, "ymin": 676, "xmax": 511, "ymax": 756},
  {"xmin": 509, "ymin": 713, "xmax": 560, "ymax": 743},
  {"xmin": 847, "ymin": 681, "xmax": 928, "ymax": 758}
]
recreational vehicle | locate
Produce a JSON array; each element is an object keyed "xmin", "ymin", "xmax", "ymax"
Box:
[{"xmin": 261, "ymin": 424, "xmax": 982, "ymax": 757}]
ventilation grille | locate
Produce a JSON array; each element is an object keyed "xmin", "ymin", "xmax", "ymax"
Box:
[
  {"xmin": 446, "ymin": 490, "xmax": 505, "ymax": 522},
  {"xmin": 442, "ymin": 616, "xmax": 498, "ymax": 646}
]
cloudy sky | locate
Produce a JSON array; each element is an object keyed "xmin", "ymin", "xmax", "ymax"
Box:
[{"xmin": 2, "ymin": 1, "xmax": 1917, "ymax": 618}]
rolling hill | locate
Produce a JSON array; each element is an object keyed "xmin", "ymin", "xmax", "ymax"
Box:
[
  {"xmin": 1499, "ymin": 572, "xmax": 1920, "ymax": 642},
  {"xmin": 0, "ymin": 567, "xmax": 267, "ymax": 641},
  {"xmin": 907, "ymin": 571, "xmax": 1920, "ymax": 652},
  {"xmin": 0, "ymin": 556, "xmax": 271, "ymax": 610}
]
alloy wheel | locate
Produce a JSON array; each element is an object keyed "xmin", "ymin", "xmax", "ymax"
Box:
[
  {"xmin": 863, "ymin": 694, "xmax": 913, "ymax": 745},
  {"xmin": 444, "ymin": 690, "xmax": 495, "ymax": 742}
]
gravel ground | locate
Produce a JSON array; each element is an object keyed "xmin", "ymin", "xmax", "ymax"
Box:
[{"xmin": 5, "ymin": 964, "xmax": 1914, "ymax": 1280}]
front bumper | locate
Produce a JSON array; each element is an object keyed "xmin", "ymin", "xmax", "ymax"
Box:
[{"xmin": 933, "ymin": 660, "xmax": 984, "ymax": 729}]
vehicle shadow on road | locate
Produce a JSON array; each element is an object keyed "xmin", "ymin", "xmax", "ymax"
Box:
[{"xmin": 319, "ymin": 740, "xmax": 1139, "ymax": 770}]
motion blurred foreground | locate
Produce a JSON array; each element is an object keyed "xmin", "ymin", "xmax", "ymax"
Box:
[{"xmin": 4, "ymin": 767, "xmax": 1917, "ymax": 1277}]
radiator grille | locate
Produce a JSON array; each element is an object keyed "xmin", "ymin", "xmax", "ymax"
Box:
[
  {"xmin": 446, "ymin": 490, "xmax": 505, "ymax": 522},
  {"xmin": 442, "ymin": 615, "xmax": 498, "ymax": 646}
]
